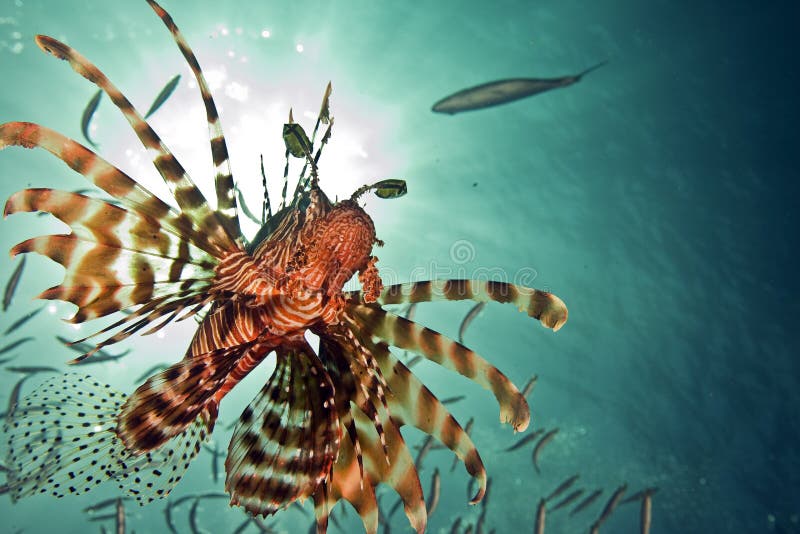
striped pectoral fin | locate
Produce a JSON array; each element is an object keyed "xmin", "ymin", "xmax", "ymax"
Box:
[
  {"xmin": 350, "ymin": 304, "xmax": 530, "ymax": 432},
  {"xmin": 32, "ymin": 35, "xmax": 240, "ymax": 252},
  {"xmin": 353, "ymin": 333, "xmax": 488, "ymax": 504},
  {"xmin": 6, "ymin": 188, "xmax": 217, "ymax": 267},
  {"xmin": 116, "ymin": 345, "xmax": 250, "ymax": 453},
  {"xmin": 225, "ymin": 343, "xmax": 340, "ymax": 518},
  {"xmin": 11, "ymin": 233, "xmax": 214, "ymax": 323},
  {"xmin": 0, "ymin": 122, "xmax": 221, "ymax": 257},
  {"xmin": 145, "ymin": 0, "xmax": 241, "ymax": 243},
  {"xmin": 349, "ymin": 280, "xmax": 568, "ymax": 332}
]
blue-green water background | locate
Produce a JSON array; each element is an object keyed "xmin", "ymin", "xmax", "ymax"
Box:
[{"xmin": 1, "ymin": 1, "xmax": 797, "ymax": 532}]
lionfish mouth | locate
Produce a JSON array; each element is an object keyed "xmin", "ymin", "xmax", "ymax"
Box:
[{"xmin": 0, "ymin": 2, "xmax": 567, "ymax": 533}]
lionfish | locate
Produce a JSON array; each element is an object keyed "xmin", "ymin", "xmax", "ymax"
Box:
[{"xmin": 0, "ymin": 1, "xmax": 568, "ymax": 532}]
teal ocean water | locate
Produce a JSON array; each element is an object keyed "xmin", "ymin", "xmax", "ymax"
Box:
[{"xmin": 1, "ymin": 1, "xmax": 797, "ymax": 533}]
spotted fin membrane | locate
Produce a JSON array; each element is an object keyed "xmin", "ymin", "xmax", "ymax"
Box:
[{"xmin": 3, "ymin": 373, "xmax": 208, "ymax": 504}]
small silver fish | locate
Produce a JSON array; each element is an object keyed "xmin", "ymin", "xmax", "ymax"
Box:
[
  {"xmin": 144, "ymin": 74, "xmax": 181, "ymax": 119},
  {"xmin": 432, "ymin": 61, "xmax": 608, "ymax": 115},
  {"xmin": 641, "ymin": 492, "xmax": 652, "ymax": 534},
  {"xmin": 550, "ymin": 488, "xmax": 584, "ymax": 512},
  {"xmin": 235, "ymin": 187, "xmax": 262, "ymax": 226},
  {"xmin": 458, "ymin": 301, "xmax": 485, "ymax": 344},
  {"xmin": 532, "ymin": 428, "xmax": 559, "ymax": 473},
  {"xmin": 83, "ymin": 496, "xmax": 132, "ymax": 514},
  {"xmin": 81, "ymin": 89, "xmax": 102, "ymax": 147},
  {"xmin": 504, "ymin": 428, "xmax": 544, "ymax": 452},
  {"xmin": 426, "ymin": 468, "xmax": 441, "ymax": 516},
  {"xmin": 545, "ymin": 474, "xmax": 579, "ymax": 502},
  {"xmin": 3, "ymin": 256, "xmax": 26, "ymax": 312},
  {"xmin": 534, "ymin": 497, "xmax": 546, "ymax": 534},
  {"xmin": 414, "ymin": 435, "xmax": 435, "ymax": 471},
  {"xmin": 115, "ymin": 497, "xmax": 125, "ymax": 534},
  {"xmin": 5, "ymin": 375, "xmax": 28, "ymax": 422},
  {"xmin": 521, "ymin": 374, "xmax": 538, "ymax": 398},
  {"xmin": 0, "ymin": 337, "xmax": 33, "ymax": 355},
  {"xmin": 592, "ymin": 483, "xmax": 627, "ymax": 529},
  {"xmin": 569, "ymin": 489, "xmax": 603, "ymax": 517},
  {"xmin": 3, "ymin": 306, "xmax": 44, "ymax": 336},
  {"xmin": 441, "ymin": 395, "xmax": 466, "ymax": 405}
]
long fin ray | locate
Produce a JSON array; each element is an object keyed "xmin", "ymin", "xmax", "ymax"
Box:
[
  {"xmin": 33, "ymin": 35, "xmax": 238, "ymax": 253},
  {"xmin": 0, "ymin": 122, "xmax": 220, "ymax": 256},
  {"xmin": 343, "ymin": 315, "xmax": 488, "ymax": 503},
  {"xmin": 145, "ymin": 0, "xmax": 241, "ymax": 244},
  {"xmin": 347, "ymin": 279, "xmax": 568, "ymax": 332}
]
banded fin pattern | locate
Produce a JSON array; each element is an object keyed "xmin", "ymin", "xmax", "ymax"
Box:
[
  {"xmin": 145, "ymin": 0, "xmax": 241, "ymax": 245},
  {"xmin": 225, "ymin": 342, "xmax": 339, "ymax": 517},
  {"xmin": 344, "ymin": 321, "xmax": 488, "ymax": 503},
  {"xmin": 349, "ymin": 303, "xmax": 530, "ymax": 432},
  {"xmin": 33, "ymin": 34, "xmax": 239, "ymax": 253},
  {"xmin": 3, "ymin": 373, "xmax": 208, "ymax": 504},
  {"xmin": 117, "ymin": 345, "xmax": 257, "ymax": 452},
  {"xmin": 314, "ymin": 335, "xmax": 426, "ymax": 534},
  {"xmin": 347, "ymin": 279, "xmax": 568, "ymax": 332}
]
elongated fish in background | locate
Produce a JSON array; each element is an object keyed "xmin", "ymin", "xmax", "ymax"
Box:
[
  {"xmin": 426, "ymin": 468, "xmax": 441, "ymax": 516},
  {"xmin": 504, "ymin": 428, "xmax": 544, "ymax": 452},
  {"xmin": 569, "ymin": 488, "xmax": 603, "ymax": 516},
  {"xmin": 590, "ymin": 483, "xmax": 627, "ymax": 531},
  {"xmin": 620, "ymin": 486, "xmax": 659, "ymax": 505},
  {"xmin": 202, "ymin": 442, "xmax": 225, "ymax": 483},
  {"xmin": 532, "ymin": 428, "xmax": 559, "ymax": 473},
  {"xmin": 534, "ymin": 497, "xmax": 546, "ymax": 534},
  {"xmin": 441, "ymin": 394, "xmax": 466, "ymax": 405},
  {"xmin": 550, "ymin": 488, "xmax": 584, "ymax": 512},
  {"xmin": 458, "ymin": 301, "xmax": 485, "ymax": 344},
  {"xmin": 641, "ymin": 491, "xmax": 653, "ymax": 534},
  {"xmin": 81, "ymin": 89, "xmax": 102, "ymax": 148},
  {"xmin": 3, "ymin": 306, "xmax": 44, "ymax": 336},
  {"xmin": 544, "ymin": 473, "xmax": 579, "ymax": 502},
  {"xmin": 144, "ymin": 74, "xmax": 181, "ymax": 119},
  {"xmin": 5, "ymin": 365, "xmax": 60, "ymax": 374},
  {"xmin": 3, "ymin": 255, "xmax": 26, "ymax": 311},
  {"xmin": 521, "ymin": 374, "xmax": 538, "ymax": 398},
  {"xmin": 6, "ymin": 375, "xmax": 28, "ymax": 422},
  {"xmin": 0, "ymin": 337, "xmax": 34, "ymax": 355},
  {"xmin": 116, "ymin": 497, "xmax": 125, "ymax": 534},
  {"xmin": 432, "ymin": 61, "xmax": 608, "ymax": 115},
  {"xmin": 235, "ymin": 187, "xmax": 262, "ymax": 226},
  {"xmin": 84, "ymin": 496, "xmax": 132, "ymax": 514}
]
